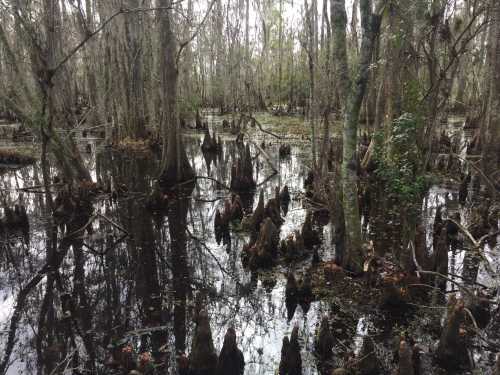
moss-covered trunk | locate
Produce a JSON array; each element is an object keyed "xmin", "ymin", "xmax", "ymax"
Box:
[{"xmin": 332, "ymin": 0, "xmax": 382, "ymax": 272}]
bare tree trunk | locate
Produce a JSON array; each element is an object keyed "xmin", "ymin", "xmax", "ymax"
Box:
[
  {"xmin": 159, "ymin": 0, "xmax": 195, "ymax": 189},
  {"xmin": 482, "ymin": 0, "xmax": 500, "ymax": 197},
  {"xmin": 305, "ymin": 0, "xmax": 318, "ymax": 166},
  {"xmin": 332, "ymin": 0, "xmax": 383, "ymax": 272},
  {"xmin": 351, "ymin": 0, "xmax": 359, "ymax": 55}
]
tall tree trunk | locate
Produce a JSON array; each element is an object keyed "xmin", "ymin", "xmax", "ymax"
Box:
[
  {"xmin": 159, "ymin": 0, "xmax": 195, "ymax": 189},
  {"xmin": 482, "ymin": 1, "xmax": 500, "ymax": 197},
  {"xmin": 332, "ymin": 0, "xmax": 383, "ymax": 272}
]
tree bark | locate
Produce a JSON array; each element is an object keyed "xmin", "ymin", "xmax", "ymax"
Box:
[
  {"xmin": 482, "ymin": 0, "xmax": 500, "ymax": 197},
  {"xmin": 332, "ymin": 0, "xmax": 383, "ymax": 272},
  {"xmin": 158, "ymin": 0, "xmax": 195, "ymax": 189}
]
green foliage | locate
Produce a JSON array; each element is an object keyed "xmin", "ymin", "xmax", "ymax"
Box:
[
  {"xmin": 373, "ymin": 113, "xmax": 429, "ymax": 209},
  {"xmin": 402, "ymin": 77, "xmax": 425, "ymax": 115}
]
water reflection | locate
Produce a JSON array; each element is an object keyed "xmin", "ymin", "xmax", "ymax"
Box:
[{"xmin": 0, "ymin": 115, "xmax": 498, "ymax": 374}]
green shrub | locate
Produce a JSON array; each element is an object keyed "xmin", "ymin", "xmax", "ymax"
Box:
[{"xmin": 373, "ymin": 113, "xmax": 429, "ymax": 210}]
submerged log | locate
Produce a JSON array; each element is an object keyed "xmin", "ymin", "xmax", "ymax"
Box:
[
  {"xmin": 216, "ymin": 327, "xmax": 245, "ymax": 375},
  {"xmin": 189, "ymin": 310, "xmax": 218, "ymax": 374}
]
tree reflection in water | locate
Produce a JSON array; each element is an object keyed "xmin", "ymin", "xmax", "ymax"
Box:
[{"xmin": 0, "ymin": 125, "xmax": 498, "ymax": 375}]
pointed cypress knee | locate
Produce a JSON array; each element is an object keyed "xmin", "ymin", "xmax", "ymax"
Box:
[
  {"xmin": 279, "ymin": 326, "xmax": 302, "ymax": 375},
  {"xmin": 357, "ymin": 336, "xmax": 381, "ymax": 375},
  {"xmin": 216, "ymin": 327, "xmax": 244, "ymax": 375},
  {"xmin": 189, "ymin": 310, "xmax": 218, "ymax": 374},
  {"xmin": 279, "ymin": 337, "xmax": 290, "ymax": 375},
  {"xmin": 280, "ymin": 185, "xmax": 291, "ymax": 215},
  {"xmin": 397, "ymin": 340, "xmax": 414, "ymax": 375},
  {"xmin": 285, "ymin": 273, "xmax": 299, "ymax": 321},
  {"xmin": 315, "ymin": 316, "xmax": 334, "ymax": 374},
  {"xmin": 436, "ymin": 299, "xmax": 469, "ymax": 371}
]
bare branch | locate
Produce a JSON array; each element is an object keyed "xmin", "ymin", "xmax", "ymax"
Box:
[
  {"xmin": 51, "ymin": 4, "xmax": 183, "ymax": 76},
  {"xmin": 176, "ymin": 0, "xmax": 217, "ymax": 65}
]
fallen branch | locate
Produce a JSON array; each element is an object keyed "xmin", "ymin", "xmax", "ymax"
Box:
[
  {"xmin": 96, "ymin": 213, "xmax": 130, "ymax": 236},
  {"xmin": 449, "ymin": 218, "xmax": 498, "ymax": 278},
  {"xmin": 417, "ymin": 270, "xmax": 474, "ymax": 296},
  {"xmin": 451, "ymin": 153, "xmax": 498, "ymax": 196},
  {"xmin": 242, "ymin": 132, "xmax": 278, "ymax": 173},
  {"xmin": 239, "ymin": 113, "xmax": 283, "ymax": 140},
  {"xmin": 194, "ymin": 196, "xmax": 224, "ymax": 203},
  {"xmin": 256, "ymin": 171, "xmax": 278, "ymax": 187}
]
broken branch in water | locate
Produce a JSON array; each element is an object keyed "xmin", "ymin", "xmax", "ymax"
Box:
[
  {"xmin": 239, "ymin": 113, "xmax": 283, "ymax": 139},
  {"xmin": 448, "ymin": 218, "xmax": 497, "ymax": 277},
  {"xmin": 451, "ymin": 153, "xmax": 498, "ymax": 196},
  {"xmin": 242, "ymin": 132, "xmax": 278, "ymax": 173},
  {"xmin": 256, "ymin": 171, "xmax": 278, "ymax": 187}
]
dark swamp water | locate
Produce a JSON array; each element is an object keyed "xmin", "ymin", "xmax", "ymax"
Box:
[{"xmin": 0, "ymin": 114, "xmax": 499, "ymax": 375}]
